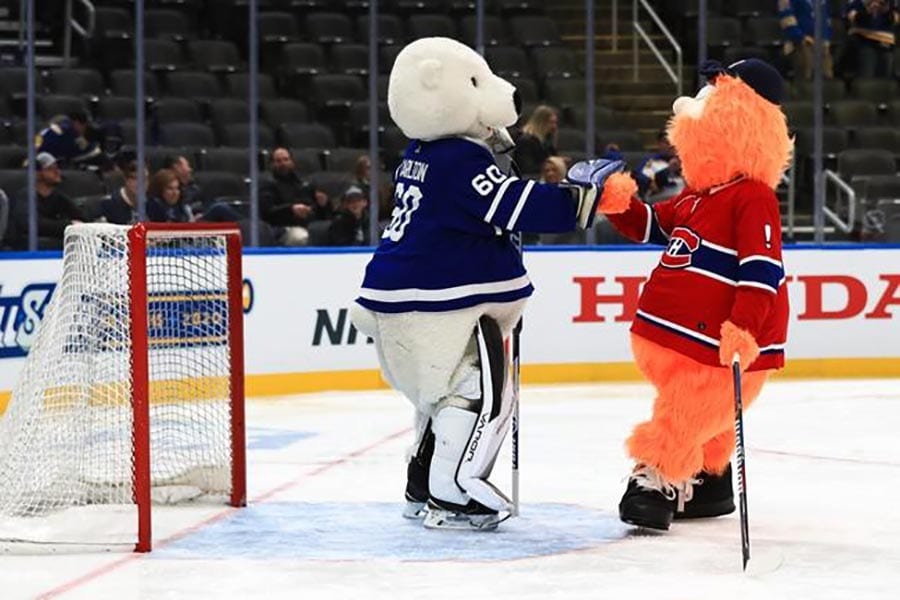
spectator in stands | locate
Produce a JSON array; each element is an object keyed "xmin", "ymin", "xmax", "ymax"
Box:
[
  {"xmin": 635, "ymin": 131, "xmax": 684, "ymax": 203},
  {"xmin": 513, "ymin": 105, "xmax": 559, "ymax": 175},
  {"xmin": 352, "ymin": 154, "xmax": 372, "ymax": 198},
  {"xmin": 327, "ymin": 185, "xmax": 369, "ymax": 246},
  {"xmin": 147, "ymin": 169, "xmax": 193, "ymax": 223},
  {"xmin": 778, "ymin": 0, "xmax": 834, "ymax": 79},
  {"xmin": 846, "ymin": 0, "xmax": 900, "ymax": 77},
  {"xmin": 539, "ymin": 156, "xmax": 568, "ymax": 184},
  {"xmin": 99, "ymin": 160, "xmax": 147, "ymax": 225},
  {"xmin": 10, "ymin": 152, "xmax": 84, "ymax": 249},
  {"xmin": 163, "ymin": 155, "xmax": 201, "ymax": 212},
  {"xmin": 35, "ymin": 111, "xmax": 103, "ymax": 169},
  {"xmin": 260, "ymin": 146, "xmax": 331, "ymax": 246}
]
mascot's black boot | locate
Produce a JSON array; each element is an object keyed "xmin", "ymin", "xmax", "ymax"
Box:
[
  {"xmin": 403, "ymin": 424, "xmax": 435, "ymax": 519},
  {"xmin": 674, "ymin": 464, "xmax": 735, "ymax": 520},
  {"xmin": 618, "ymin": 465, "xmax": 677, "ymax": 530}
]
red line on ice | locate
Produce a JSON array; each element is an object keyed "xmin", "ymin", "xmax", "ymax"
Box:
[{"xmin": 35, "ymin": 426, "xmax": 411, "ymax": 600}]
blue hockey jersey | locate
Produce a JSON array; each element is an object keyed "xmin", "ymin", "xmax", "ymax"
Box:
[{"xmin": 357, "ymin": 136, "xmax": 578, "ymax": 313}]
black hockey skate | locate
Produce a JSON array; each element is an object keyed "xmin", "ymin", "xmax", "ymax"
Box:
[
  {"xmin": 674, "ymin": 464, "xmax": 735, "ymax": 520},
  {"xmin": 403, "ymin": 425, "xmax": 434, "ymax": 519},
  {"xmin": 423, "ymin": 498, "xmax": 503, "ymax": 531},
  {"xmin": 618, "ymin": 465, "xmax": 678, "ymax": 530}
]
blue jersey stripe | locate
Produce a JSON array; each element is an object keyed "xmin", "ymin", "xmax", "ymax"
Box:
[
  {"xmin": 738, "ymin": 260, "xmax": 784, "ymax": 293},
  {"xmin": 689, "ymin": 245, "xmax": 739, "ymax": 283}
]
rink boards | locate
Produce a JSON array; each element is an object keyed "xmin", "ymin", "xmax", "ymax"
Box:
[{"xmin": 1, "ymin": 244, "xmax": 899, "ymax": 409}]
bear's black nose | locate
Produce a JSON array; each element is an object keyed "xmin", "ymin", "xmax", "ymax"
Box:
[{"xmin": 513, "ymin": 89, "xmax": 522, "ymax": 116}]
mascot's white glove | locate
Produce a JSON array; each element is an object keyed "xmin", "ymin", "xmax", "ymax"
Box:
[{"xmin": 562, "ymin": 158, "xmax": 628, "ymax": 229}]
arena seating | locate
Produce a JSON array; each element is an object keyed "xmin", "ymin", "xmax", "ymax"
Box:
[{"xmin": 0, "ymin": 0, "xmax": 897, "ymax": 245}]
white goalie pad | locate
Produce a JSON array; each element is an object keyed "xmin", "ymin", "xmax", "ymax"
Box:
[{"xmin": 429, "ymin": 317, "xmax": 513, "ymax": 512}]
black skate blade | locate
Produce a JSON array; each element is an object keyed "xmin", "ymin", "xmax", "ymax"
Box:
[{"xmin": 620, "ymin": 514, "xmax": 672, "ymax": 531}]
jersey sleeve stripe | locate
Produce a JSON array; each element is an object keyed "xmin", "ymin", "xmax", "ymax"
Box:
[
  {"xmin": 641, "ymin": 203, "xmax": 652, "ymax": 243},
  {"xmin": 739, "ymin": 254, "xmax": 783, "ymax": 267},
  {"xmin": 738, "ymin": 260, "xmax": 783, "ymax": 292},
  {"xmin": 483, "ymin": 176, "xmax": 518, "ymax": 223},
  {"xmin": 737, "ymin": 280, "xmax": 778, "ymax": 294},
  {"xmin": 506, "ymin": 180, "xmax": 535, "ymax": 230}
]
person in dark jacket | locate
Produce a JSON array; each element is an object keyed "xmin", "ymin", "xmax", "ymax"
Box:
[
  {"xmin": 259, "ymin": 146, "xmax": 332, "ymax": 245},
  {"xmin": 146, "ymin": 168, "xmax": 193, "ymax": 223},
  {"xmin": 327, "ymin": 185, "xmax": 369, "ymax": 246},
  {"xmin": 11, "ymin": 152, "xmax": 85, "ymax": 249},
  {"xmin": 99, "ymin": 160, "xmax": 146, "ymax": 225},
  {"xmin": 512, "ymin": 105, "xmax": 559, "ymax": 176}
]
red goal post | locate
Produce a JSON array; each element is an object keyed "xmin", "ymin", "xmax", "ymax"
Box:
[{"xmin": 129, "ymin": 223, "xmax": 246, "ymax": 552}]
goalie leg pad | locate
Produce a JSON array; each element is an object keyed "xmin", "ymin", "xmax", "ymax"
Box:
[{"xmin": 428, "ymin": 316, "xmax": 513, "ymax": 513}]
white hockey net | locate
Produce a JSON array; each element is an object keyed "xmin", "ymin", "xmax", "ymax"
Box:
[{"xmin": 0, "ymin": 223, "xmax": 243, "ymax": 548}]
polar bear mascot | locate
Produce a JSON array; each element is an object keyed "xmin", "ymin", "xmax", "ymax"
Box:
[{"xmin": 350, "ymin": 37, "xmax": 623, "ymax": 531}]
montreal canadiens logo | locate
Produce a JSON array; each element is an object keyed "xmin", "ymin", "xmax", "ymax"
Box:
[{"xmin": 660, "ymin": 227, "xmax": 701, "ymax": 268}]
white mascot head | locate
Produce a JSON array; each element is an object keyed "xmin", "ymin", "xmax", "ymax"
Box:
[{"xmin": 388, "ymin": 37, "xmax": 522, "ymax": 141}]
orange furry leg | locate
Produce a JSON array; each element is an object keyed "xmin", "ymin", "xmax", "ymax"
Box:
[
  {"xmin": 626, "ymin": 334, "xmax": 769, "ymax": 482},
  {"xmin": 701, "ymin": 430, "xmax": 735, "ymax": 475},
  {"xmin": 701, "ymin": 370, "xmax": 769, "ymax": 473}
]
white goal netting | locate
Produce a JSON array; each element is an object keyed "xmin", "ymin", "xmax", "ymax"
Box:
[{"xmin": 0, "ymin": 224, "xmax": 238, "ymax": 547}]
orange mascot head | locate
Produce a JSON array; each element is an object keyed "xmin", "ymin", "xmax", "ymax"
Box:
[{"xmin": 666, "ymin": 59, "xmax": 792, "ymax": 191}]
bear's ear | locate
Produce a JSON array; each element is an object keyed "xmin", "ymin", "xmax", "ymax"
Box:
[{"xmin": 417, "ymin": 58, "xmax": 443, "ymax": 91}]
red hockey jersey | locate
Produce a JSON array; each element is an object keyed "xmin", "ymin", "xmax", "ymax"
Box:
[{"xmin": 607, "ymin": 176, "xmax": 789, "ymax": 371}]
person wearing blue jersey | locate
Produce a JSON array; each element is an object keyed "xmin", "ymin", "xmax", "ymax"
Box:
[{"xmin": 350, "ymin": 37, "xmax": 622, "ymax": 531}]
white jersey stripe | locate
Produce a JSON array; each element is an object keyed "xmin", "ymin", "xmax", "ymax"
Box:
[
  {"xmin": 360, "ymin": 274, "xmax": 532, "ymax": 303},
  {"xmin": 739, "ymin": 254, "xmax": 783, "ymax": 267},
  {"xmin": 700, "ymin": 239, "xmax": 738, "ymax": 255},
  {"xmin": 635, "ymin": 309, "xmax": 720, "ymax": 346},
  {"xmin": 507, "ymin": 180, "xmax": 535, "ymax": 230},
  {"xmin": 738, "ymin": 280, "xmax": 778, "ymax": 294},
  {"xmin": 483, "ymin": 176, "xmax": 518, "ymax": 223},
  {"xmin": 686, "ymin": 266, "xmax": 738, "ymax": 286},
  {"xmin": 642, "ymin": 203, "xmax": 653, "ymax": 243}
]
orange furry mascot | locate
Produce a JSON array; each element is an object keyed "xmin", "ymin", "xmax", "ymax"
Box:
[{"xmin": 597, "ymin": 59, "xmax": 793, "ymax": 530}]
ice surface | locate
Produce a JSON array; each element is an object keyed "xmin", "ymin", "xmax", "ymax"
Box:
[{"xmin": 0, "ymin": 379, "xmax": 898, "ymax": 599}]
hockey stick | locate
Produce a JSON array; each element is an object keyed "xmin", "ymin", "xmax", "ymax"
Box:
[
  {"xmin": 511, "ymin": 232, "xmax": 522, "ymax": 518},
  {"xmin": 504, "ymin": 150, "xmax": 523, "ymax": 518},
  {"xmin": 732, "ymin": 354, "xmax": 750, "ymax": 571}
]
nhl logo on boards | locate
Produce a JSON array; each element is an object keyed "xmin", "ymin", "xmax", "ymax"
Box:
[{"xmin": 660, "ymin": 227, "xmax": 701, "ymax": 269}]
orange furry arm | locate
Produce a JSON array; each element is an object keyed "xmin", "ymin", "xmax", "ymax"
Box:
[
  {"xmin": 719, "ymin": 320, "xmax": 760, "ymax": 371},
  {"xmin": 597, "ymin": 172, "xmax": 637, "ymax": 215},
  {"xmin": 599, "ymin": 174, "xmax": 678, "ymax": 245}
]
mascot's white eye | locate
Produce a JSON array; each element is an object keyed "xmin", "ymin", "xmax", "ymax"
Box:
[{"xmin": 471, "ymin": 77, "xmax": 478, "ymax": 87}]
